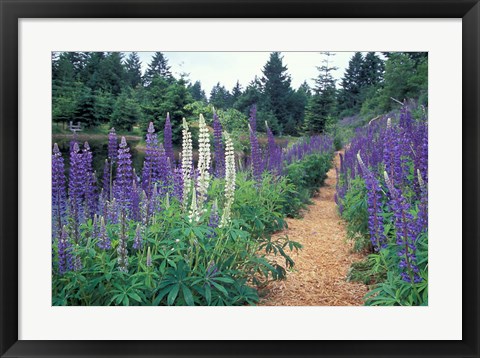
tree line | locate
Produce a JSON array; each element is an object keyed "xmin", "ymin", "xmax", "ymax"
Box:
[{"xmin": 52, "ymin": 51, "xmax": 427, "ymax": 141}]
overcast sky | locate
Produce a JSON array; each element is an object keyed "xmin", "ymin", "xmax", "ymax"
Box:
[{"xmin": 130, "ymin": 52, "xmax": 359, "ymax": 96}]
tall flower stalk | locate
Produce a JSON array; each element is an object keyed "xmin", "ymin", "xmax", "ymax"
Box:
[
  {"xmin": 181, "ymin": 118, "xmax": 193, "ymax": 208},
  {"xmin": 220, "ymin": 132, "xmax": 236, "ymax": 227},
  {"xmin": 164, "ymin": 112, "xmax": 175, "ymax": 166},
  {"xmin": 52, "ymin": 143, "xmax": 66, "ymax": 240},
  {"xmin": 212, "ymin": 111, "xmax": 225, "ymax": 178},
  {"xmin": 68, "ymin": 142, "xmax": 85, "ymax": 242},
  {"xmin": 357, "ymin": 152, "xmax": 386, "ymax": 251},
  {"xmin": 196, "ymin": 114, "xmax": 211, "ymax": 215},
  {"xmin": 384, "ymin": 171, "xmax": 422, "ymax": 284},
  {"xmin": 142, "ymin": 122, "xmax": 161, "ymax": 196},
  {"xmin": 115, "ymin": 137, "xmax": 133, "ymax": 214}
]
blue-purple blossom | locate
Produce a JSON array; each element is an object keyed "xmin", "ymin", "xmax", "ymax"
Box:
[
  {"xmin": 68, "ymin": 142, "xmax": 85, "ymax": 242},
  {"xmin": 108, "ymin": 128, "xmax": 118, "ymax": 162},
  {"xmin": 358, "ymin": 152, "xmax": 386, "ymax": 251},
  {"xmin": 114, "ymin": 137, "xmax": 133, "ymax": 213},
  {"xmin": 142, "ymin": 122, "xmax": 161, "ymax": 196},
  {"xmin": 52, "ymin": 143, "xmax": 67, "ymax": 240},
  {"xmin": 384, "ymin": 171, "xmax": 422, "ymax": 283},
  {"xmin": 164, "ymin": 113, "xmax": 175, "ymax": 166},
  {"xmin": 57, "ymin": 226, "xmax": 73, "ymax": 275},
  {"xmin": 213, "ymin": 112, "xmax": 225, "ymax": 178}
]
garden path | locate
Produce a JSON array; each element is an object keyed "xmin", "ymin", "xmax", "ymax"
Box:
[{"xmin": 259, "ymin": 151, "xmax": 367, "ymax": 306}]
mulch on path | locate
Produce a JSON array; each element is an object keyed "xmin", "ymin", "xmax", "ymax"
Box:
[{"xmin": 259, "ymin": 152, "xmax": 367, "ymax": 306}]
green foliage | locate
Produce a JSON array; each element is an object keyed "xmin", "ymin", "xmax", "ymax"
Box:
[
  {"xmin": 304, "ymin": 52, "xmax": 338, "ymax": 134},
  {"xmin": 340, "ymin": 177, "xmax": 371, "ymax": 252},
  {"xmin": 111, "ymin": 89, "xmax": 143, "ymax": 131},
  {"xmin": 282, "ymin": 153, "xmax": 333, "ymax": 217}
]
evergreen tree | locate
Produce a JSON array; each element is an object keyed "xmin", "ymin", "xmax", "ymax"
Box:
[
  {"xmin": 73, "ymin": 86, "xmax": 97, "ymax": 127},
  {"xmin": 234, "ymin": 76, "xmax": 263, "ymax": 115},
  {"xmin": 189, "ymin": 80, "xmax": 207, "ymax": 102},
  {"xmin": 260, "ymin": 52, "xmax": 294, "ymax": 134},
  {"xmin": 304, "ymin": 52, "xmax": 338, "ymax": 134},
  {"xmin": 143, "ymin": 52, "xmax": 172, "ymax": 86},
  {"xmin": 360, "ymin": 52, "xmax": 384, "ymax": 87},
  {"xmin": 338, "ymin": 52, "xmax": 364, "ymax": 116},
  {"xmin": 125, "ymin": 52, "xmax": 143, "ymax": 88},
  {"xmin": 111, "ymin": 88, "xmax": 143, "ymax": 131},
  {"xmin": 209, "ymin": 82, "xmax": 232, "ymax": 109},
  {"xmin": 231, "ymin": 80, "xmax": 243, "ymax": 105}
]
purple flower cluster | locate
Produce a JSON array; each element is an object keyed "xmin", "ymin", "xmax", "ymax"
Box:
[
  {"xmin": 57, "ymin": 226, "xmax": 73, "ymax": 275},
  {"xmin": 52, "ymin": 143, "xmax": 67, "ymax": 239},
  {"xmin": 248, "ymin": 120, "xmax": 264, "ymax": 183},
  {"xmin": 142, "ymin": 122, "xmax": 161, "ymax": 195},
  {"xmin": 336, "ymin": 107, "xmax": 428, "ymax": 284},
  {"xmin": 213, "ymin": 112, "xmax": 225, "ymax": 178},
  {"xmin": 115, "ymin": 137, "xmax": 133, "ymax": 212},
  {"xmin": 384, "ymin": 172, "xmax": 422, "ymax": 283},
  {"xmin": 163, "ymin": 113, "xmax": 174, "ymax": 166},
  {"xmin": 357, "ymin": 152, "xmax": 386, "ymax": 251}
]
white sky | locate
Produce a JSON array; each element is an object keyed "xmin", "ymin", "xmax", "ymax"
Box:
[{"xmin": 131, "ymin": 51, "xmax": 358, "ymax": 96}]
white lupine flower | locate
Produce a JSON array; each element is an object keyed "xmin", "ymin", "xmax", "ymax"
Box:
[
  {"xmin": 181, "ymin": 118, "xmax": 193, "ymax": 208},
  {"xmin": 196, "ymin": 114, "xmax": 211, "ymax": 215},
  {"xmin": 220, "ymin": 132, "xmax": 236, "ymax": 227},
  {"xmin": 188, "ymin": 186, "xmax": 200, "ymax": 223}
]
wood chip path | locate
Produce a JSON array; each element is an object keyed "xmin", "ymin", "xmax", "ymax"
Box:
[{"xmin": 259, "ymin": 151, "xmax": 367, "ymax": 306}]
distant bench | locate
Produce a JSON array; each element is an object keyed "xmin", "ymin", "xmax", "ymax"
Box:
[{"xmin": 69, "ymin": 121, "xmax": 82, "ymax": 133}]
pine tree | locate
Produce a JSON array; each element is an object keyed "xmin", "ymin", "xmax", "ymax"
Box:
[
  {"xmin": 125, "ymin": 52, "xmax": 143, "ymax": 88},
  {"xmin": 360, "ymin": 52, "xmax": 384, "ymax": 87},
  {"xmin": 143, "ymin": 52, "xmax": 172, "ymax": 86},
  {"xmin": 209, "ymin": 82, "xmax": 232, "ymax": 109},
  {"xmin": 304, "ymin": 52, "xmax": 338, "ymax": 134},
  {"xmin": 231, "ymin": 80, "xmax": 243, "ymax": 105},
  {"xmin": 189, "ymin": 80, "xmax": 207, "ymax": 102},
  {"xmin": 260, "ymin": 52, "xmax": 294, "ymax": 134},
  {"xmin": 338, "ymin": 52, "xmax": 364, "ymax": 116}
]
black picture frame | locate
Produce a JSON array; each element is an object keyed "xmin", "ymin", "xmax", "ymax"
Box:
[{"xmin": 1, "ymin": 1, "xmax": 478, "ymax": 357}]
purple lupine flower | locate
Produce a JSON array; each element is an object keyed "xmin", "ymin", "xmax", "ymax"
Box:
[
  {"xmin": 212, "ymin": 112, "xmax": 225, "ymax": 178},
  {"xmin": 358, "ymin": 152, "xmax": 387, "ymax": 251},
  {"xmin": 158, "ymin": 143, "xmax": 172, "ymax": 196},
  {"xmin": 52, "ymin": 143, "xmax": 67, "ymax": 240},
  {"xmin": 117, "ymin": 213, "xmax": 129, "ymax": 272},
  {"xmin": 383, "ymin": 120, "xmax": 402, "ymax": 188},
  {"xmin": 142, "ymin": 122, "xmax": 161, "ymax": 196},
  {"xmin": 133, "ymin": 224, "xmax": 143, "ymax": 250},
  {"xmin": 249, "ymin": 104, "xmax": 257, "ymax": 133},
  {"xmin": 172, "ymin": 166, "xmax": 183, "ymax": 202},
  {"xmin": 131, "ymin": 178, "xmax": 141, "ymax": 222},
  {"xmin": 106, "ymin": 198, "xmax": 119, "ymax": 225},
  {"xmin": 416, "ymin": 171, "xmax": 428, "ymax": 236},
  {"xmin": 248, "ymin": 123, "xmax": 263, "ymax": 183},
  {"xmin": 68, "ymin": 142, "xmax": 85, "ymax": 242},
  {"xmin": 108, "ymin": 128, "xmax": 118, "ymax": 162},
  {"xmin": 57, "ymin": 226, "xmax": 73, "ymax": 275},
  {"xmin": 83, "ymin": 142, "xmax": 97, "ymax": 219},
  {"xmin": 70, "ymin": 132, "xmax": 78, "ymax": 153},
  {"xmin": 102, "ymin": 159, "xmax": 110, "ymax": 200},
  {"xmin": 164, "ymin": 113, "xmax": 175, "ymax": 166},
  {"xmin": 384, "ymin": 171, "xmax": 422, "ymax": 283},
  {"xmin": 115, "ymin": 137, "xmax": 133, "ymax": 213}
]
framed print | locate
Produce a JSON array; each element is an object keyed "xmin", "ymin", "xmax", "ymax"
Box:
[{"xmin": 1, "ymin": 0, "xmax": 478, "ymax": 357}]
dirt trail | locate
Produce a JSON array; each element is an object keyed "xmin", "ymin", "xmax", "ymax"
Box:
[{"xmin": 259, "ymin": 151, "xmax": 367, "ymax": 306}]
